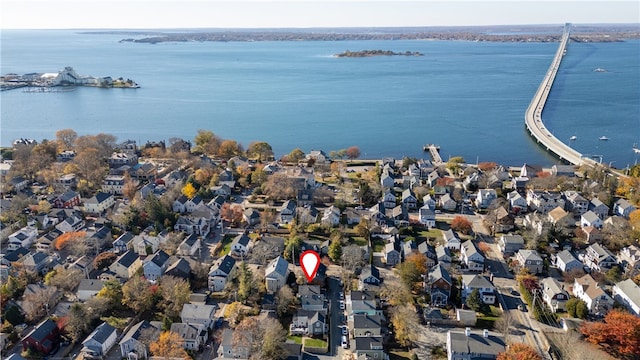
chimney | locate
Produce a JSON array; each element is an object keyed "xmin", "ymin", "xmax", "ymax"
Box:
[
  {"xmin": 465, "ymin": 327, "xmax": 471, "ymax": 337},
  {"xmin": 483, "ymin": 329, "xmax": 489, "ymax": 338}
]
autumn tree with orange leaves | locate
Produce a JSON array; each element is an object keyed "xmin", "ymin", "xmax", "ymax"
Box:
[
  {"xmin": 54, "ymin": 231, "xmax": 87, "ymax": 250},
  {"xmin": 451, "ymin": 216, "xmax": 472, "ymax": 235},
  {"xmin": 150, "ymin": 331, "xmax": 188, "ymax": 360},
  {"xmin": 580, "ymin": 309, "xmax": 640, "ymax": 357},
  {"xmin": 497, "ymin": 343, "xmax": 542, "ymax": 360}
]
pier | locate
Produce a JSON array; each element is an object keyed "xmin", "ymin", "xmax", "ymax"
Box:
[
  {"xmin": 423, "ymin": 144, "xmax": 443, "ymax": 165},
  {"xmin": 524, "ymin": 23, "xmax": 598, "ymax": 167}
]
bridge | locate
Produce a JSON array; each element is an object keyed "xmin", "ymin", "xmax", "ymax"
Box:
[
  {"xmin": 423, "ymin": 144, "xmax": 444, "ymax": 165},
  {"xmin": 524, "ymin": 23, "xmax": 599, "ymax": 167}
]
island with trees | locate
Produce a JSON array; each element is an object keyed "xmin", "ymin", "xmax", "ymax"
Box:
[{"xmin": 335, "ymin": 49, "xmax": 423, "ymax": 57}]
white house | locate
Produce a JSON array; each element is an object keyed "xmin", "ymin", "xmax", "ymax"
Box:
[
  {"xmin": 142, "ymin": 250, "xmax": 170, "ymax": 282},
  {"xmin": 613, "ymin": 198, "xmax": 636, "ymax": 219},
  {"xmin": 181, "ymin": 303, "xmax": 218, "ymax": 329},
  {"xmin": 321, "ymin": 206, "xmax": 341, "ymax": 227},
  {"xmin": 617, "ymin": 245, "xmax": 640, "ymax": 272},
  {"xmin": 7, "ymin": 226, "xmax": 38, "ymax": 251},
  {"xmin": 540, "ymin": 277, "xmax": 569, "ymax": 313},
  {"xmin": 84, "ymin": 192, "xmax": 115, "ymax": 214},
  {"xmin": 555, "ymin": 250, "xmax": 582, "ymax": 273},
  {"xmin": 461, "ymin": 274, "xmax": 496, "ymax": 304},
  {"xmin": 419, "ymin": 205, "xmax": 436, "ymax": 228},
  {"xmin": 178, "ymin": 233, "xmax": 201, "ymax": 257},
  {"xmin": 230, "ymin": 233, "xmax": 252, "ymax": 258},
  {"xmin": 76, "ymin": 279, "xmax": 105, "ymax": 301},
  {"xmin": 441, "ymin": 229, "xmax": 461, "ymax": 250},
  {"xmin": 447, "ymin": 329, "xmax": 505, "ymax": 360},
  {"xmin": 581, "ymin": 210, "xmax": 603, "ymax": 229},
  {"xmin": 516, "ymin": 249, "xmax": 543, "ymax": 274},
  {"xmin": 208, "ymin": 255, "xmax": 236, "ymax": 292},
  {"xmin": 612, "ymin": 279, "xmax": 640, "ymax": 316},
  {"xmin": 81, "ymin": 322, "xmax": 118, "ymax": 359},
  {"xmin": 265, "ymin": 256, "xmax": 290, "ymax": 294},
  {"xmin": 119, "ymin": 320, "xmax": 161, "ymax": 360},
  {"xmin": 588, "ymin": 198, "xmax": 610, "ymax": 220},
  {"xmin": 584, "ymin": 243, "xmax": 617, "ymax": 272},
  {"xmin": 170, "ymin": 322, "xmax": 206, "ymax": 350},
  {"xmin": 476, "ymin": 189, "xmax": 497, "ymax": 209},
  {"xmin": 460, "ymin": 240, "xmax": 484, "ymax": 272},
  {"xmin": 573, "ymin": 274, "xmax": 614, "ymax": 314}
]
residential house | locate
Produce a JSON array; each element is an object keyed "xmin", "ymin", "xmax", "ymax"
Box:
[
  {"xmin": 109, "ymin": 152, "xmax": 138, "ymax": 168},
  {"xmin": 417, "ymin": 242, "xmax": 437, "ymax": 268},
  {"xmin": 426, "ymin": 264, "xmax": 452, "ymax": 307},
  {"xmin": 540, "ymin": 277, "xmax": 569, "ymax": 313},
  {"xmin": 84, "ymin": 192, "xmax": 115, "ymax": 214},
  {"xmin": 573, "ymin": 274, "xmax": 614, "ymax": 314},
  {"xmin": 506, "ymin": 191, "xmax": 528, "ymax": 214},
  {"xmin": 290, "ymin": 310, "xmax": 326, "ymax": 336},
  {"xmin": 354, "ymin": 337, "xmax": 385, "ymax": 360},
  {"xmin": 102, "ymin": 175, "xmax": 126, "ymax": 195},
  {"xmin": 210, "ymin": 183, "xmax": 232, "ymax": 197},
  {"xmin": 346, "ymin": 291, "xmax": 383, "ymax": 318},
  {"xmin": 81, "ymin": 322, "xmax": 118, "ymax": 359},
  {"xmin": 613, "ymin": 198, "xmax": 636, "ymax": 219},
  {"xmin": 383, "ymin": 242, "xmax": 401, "ymax": 266},
  {"xmin": 440, "ymin": 193, "xmax": 457, "ymax": 212},
  {"xmin": 297, "ymin": 205, "xmax": 319, "ymax": 225},
  {"xmin": 181, "ymin": 303, "xmax": 218, "ymax": 329},
  {"xmin": 208, "ymin": 255, "xmax": 236, "ymax": 291},
  {"xmin": 423, "ymin": 194, "xmax": 436, "ymax": 211},
  {"xmin": 516, "ymin": 249, "xmax": 543, "ymax": 274},
  {"xmin": 56, "ymin": 173, "xmax": 77, "ymax": 189},
  {"xmin": 265, "ymin": 256, "xmax": 290, "ymax": 293},
  {"xmin": 521, "ymin": 163, "xmax": 542, "ymax": 178},
  {"xmin": 380, "ymin": 173, "xmax": 394, "ymax": 189},
  {"xmin": 109, "ymin": 250, "xmax": 142, "ymax": 280},
  {"xmin": 70, "ymin": 256, "xmax": 94, "ymax": 278},
  {"xmin": 321, "ymin": 205, "xmax": 341, "ymax": 227},
  {"xmin": 426, "ymin": 170, "xmax": 440, "ymax": 188},
  {"xmin": 128, "ymin": 162, "xmax": 156, "ymax": 181},
  {"xmin": 475, "ymin": 189, "xmax": 497, "ymax": 209},
  {"xmin": 551, "ymin": 164, "xmax": 575, "ymax": 177},
  {"xmin": 22, "ymin": 319, "xmax": 60, "ymax": 355},
  {"xmin": 352, "ymin": 314, "xmax": 383, "ymax": 337},
  {"xmin": 382, "ymin": 190, "xmax": 396, "ymax": 209},
  {"xmin": 498, "ymin": 234, "xmax": 525, "ymax": 255},
  {"xmin": 230, "ymin": 233, "xmax": 252, "ymax": 258},
  {"xmin": 612, "ymin": 279, "xmax": 640, "ymax": 316},
  {"xmin": 548, "ymin": 206, "xmax": 572, "ymax": 227},
  {"xmin": 460, "ymin": 240, "xmax": 484, "ymax": 272},
  {"xmin": 54, "ymin": 214, "xmax": 85, "ymax": 234},
  {"xmin": 113, "ymin": 232, "xmax": 135, "ymax": 254},
  {"xmin": 442, "ymin": 229, "xmax": 461, "ymax": 251},
  {"xmin": 119, "ymin": 320, "xmax": 161, "ymax": 360},
  {"xmin": 580, "ymin": 211, "xmax": 603, "ymax": 229},
  {"xmin": 8, "ymin": 226, "xmax": 38, "ymax": 251},
  {"xmin": 359, "ymin": 265, "xmax": 382, "ymax": 291},
  {"xmin": 280, "ymin": 200, "xmax": 297, "ymax": 224},
  {"xmin": 21, "ymin": 251, "xmax": 51, "ymax": 275},
  {"xmin": 589, "ymin": 198, "xmax": 610, "ymax": 220},
  {"xmin": 401, "ymin": 189, "xmax": 418, "ymax": 210},
  {"xmin": 461, "ymin": 274, "xmax": 496, "ymax": 304},
  {"xmin": 76, "ymin": 279, "xmax": 105, "ymax": 301},
  {"xmin": 242, "ymin": 208, "xmax": 260, "ymax": 226},
  {"xmin": 35, "ymin": 229, "xmax": 61, "ymax": 253},
  {"xmin": 617, "ymin": 245, "xmax": 640, "ymax": 272},
  {"xmin": 555, "ymin": 250, "xmax": 582, "ymax": 273},
  {"xmin": 10, "ymin": 176, "xmax": 30, "ymax": 192},
  {"xmin": 306, "ymin": 150, "xmax": 330, "ymax": 163},
  {"xmin": 178, "ymin": 233, "xmax": 201, "ymax": 257},
  {"xmin": 419, "ymin": 205, "xmax": 436, "ymax": 228},
  {"xmin": 55, "ymin": 190, "xmax": 81, "ymax": 209},
  {"xmin": 447, "ymin": 329, "xmax": 506, "ymax": 360},
  {"xmin": 174, "ymin": 215, "xmax": 210, "ymax": 237},
  {"xmin": 527, "ymin": 190, "xmax": 565, "ymax": 214},
  {"xmin": 165, "ymin": 258, "xmax": 191, "ymax": 280},
  {"xmin": 217, "ymin": 329, "xmax": 250, "ymax": 359},
  {"xmin": 142, "ymin": 250, "xmax": 170, "ymax": 282},
  {"xmin": 493, "ymin": 207, "xmax": 515, "ymax": 233},
  {"xmin": 436, "ymin": 245, "xmax": 452, "ymax": 269},
  {"xmin": 564, "ymin": 191, "xmax": 589, "ymax": 216},
  {"xmin": 511, "ymin": 176, "xmax": 529, "ymax": 193},
  {"xmin": 402, "ymin": 239, "xmax": 417, "ymax": 260},
  {"xmin": 172, "ymin": 195, "xmax": 189, "ymax": 213},
  {"xmin": 584, "ymin": 243, "xmax": 616, "ymax": 272},
  {"xmin": 298, "ymin": 285, "xmax": 327, "ymax": 313},
  {"xmin": 170, "ymin": 322, "xmax": 206, "ymax": 351}
]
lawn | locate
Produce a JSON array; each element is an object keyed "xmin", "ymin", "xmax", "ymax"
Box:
[
  {"xmin": 287, "ymin": 336, "xmax": 302, "ymax": 344},
  {"xmin": 371, "ymin": 237, "xmax": 385, "ymax": 252},
  {"xmin": 417, "ymin": 229, "xmax": 442, "ymax": 240},
  {"xmin": 350, "ymin": 236, "xmax": 368, "ymax": 246},
  {"xmin": 217, "ymin": 234, "xmax": 235, "ymax": 256},
  {"xmin": 303, "ymin": 338, "xmax": 328, "ymax": 348}
]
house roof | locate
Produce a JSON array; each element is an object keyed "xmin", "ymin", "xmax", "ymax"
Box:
[
  {"xmin": 614, "ymin": 279, "xmax": 640, "ymax": 308},
  {"xmin": 557, "ymin": 250, "xmax": 580, "ymax": 265},
  {"xmin": 114, "ymin": 231, "xmax": 135, "ymax": 245},
  {"xmin": 166, "ymin": 258, "xmax": 191, "ymax": 277},
  {"xmin": 501, "ymin": 234, "xmax": 525, "ymax": 245},
  {"xmin": 88, "ymin": 192, "xmax": 113, "ymax": 205},
  {"xmin": 265, "ymin": 256, "xmax": 289, "ymax": 278},
  {"xmin": 353, "ymin": 314, "xmax": 382, "ymax": 329},
  {"xmin": 115, "ymin": 250, "xmax": 139, "ymax": 268},
  {"xmin": 210, "ymin": 255, "xmax": 236, "ymax": 276},
  {"xmin": 435, "ymin": 245, "xmax": 451, "ymax": 259},
  {"xmin": 3, "ymin": 247, "xmax": 30, "ymax": 262},
  {"xmin": 360, "ymin": 265, "xmax": 380, "ymax": 281},
  {"xmin": 541, "ymin": 277, "xmax": 567, "ymax": 298},
  {"xmin": 582, "ymin": 211, "xmax": 601, "ymax": 224},
  {"xmin": 148, "ymin": 250, "xmax": 170, "ymax": 267},
  {"xmin": 83, "ymin": 322, "xmax": 116, "ymax": 346},
  {"xmin": 78, "ymin": 279, "xmax": 106, "ymax": 292},
  {"xmin": 119, "ymin": 320, "xmax": 160, "ymax": 343},
  {"xmin": 428, "ymin": 264, "xmax": 452, "ymax": 285},
  {"xmin": 181, "ymin": 303, "xmax": 216, "ymax": 320},
  {"xmin": 462, "ymin": 240, "xmax": 482, "ymax": 258},
  {"xmin": 182, "ymin": 233, "xmax": 199, "ymax": 247},
  {"xmin": 548, "ymin": 206, "xmax": 569, "ymax": 222},
  {"xmin": 170, "ymin": 322, "xmax": 204, "ymax": 341},
  {"xmin": 354, "ymin": 336, "xmax": 384, "ymax": 351},
  {"xmin": 615, "ymin": 198, "xmax": 635, "ymax": 210},
  {"xmin": 25, "ymin": 319, "xmax": 57, "ymax": 342},
  {"xmin": 448, "ymin": 330, "xmax": 505, "ymax": 357},
  {"xmin": 462, "ymin": 274, "xmax": 494, "ymax": 289},
  {"xmin": 232, "ymin": 233, "xmax": 251, "ymax": 247},
  {"xmin": 518, "ymin": 249, "xmax": 542, "ymax": 262},
  {"xmin": 590, "ymin": 198, "xmax": 608, "ymax": 209},
  {"xmin": 589, "ymin": 243, "xmax": 614, "ymax": 260}
]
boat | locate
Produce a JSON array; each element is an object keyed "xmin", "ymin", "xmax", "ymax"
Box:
[
  {"xmin": 634, "ymin": 143, "xmax": 640, "ymax": 154},
  {"xmin": 599, "ymin": 136, "xmax": 609, "ymax": 141},
  {"xmin": 569, "ymin": 135, "xmax": 577, "ymax": 141},
  {"xmin": 593, "ymin": 68, "xmax": 607, "ymax": 72}
]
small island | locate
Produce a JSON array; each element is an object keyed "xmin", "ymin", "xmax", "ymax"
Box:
[
  {"xmin": 0, "ymin": 66, "xmax": 139, "ymax": 91},
  {"xmin": 335, "ymin": 49, "xmax": 423, "ymax": 57}
]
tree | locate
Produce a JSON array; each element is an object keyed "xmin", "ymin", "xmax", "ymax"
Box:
[
  {"xmin": 158, "ymin": 276, "xmax": 191, "ymax": 320},
  {"xmin": 275, "ymin": 286, "xmax": 297, "ymax": 317},
  {"xmin": 390, "ymin": 304, "xmax": 420, "ymax": 348},
  {"xmin": 66, "ymin": 303, "xmax": 91, "ymax": 343},
  {"xmin": 122, "ymin": 175, "xmax": 138, "ymax": 201},
  {"xmin": 181, "ymin": 182, "xmax": 197, "ymax": 199},
  {"xmin": 340, "ymin": 245, "xmax": 366, "ymax": 274},
  {"xmin": 328, "ymin": 240, "xmax": 342, "ymax": 263},
  {"xmin": 56, "ymin": 129, "xmax": 78, "ymax": 150},
  {"xmin": 44, "ymin": 267, "xmax": 83, "ymax": 293},
  {"xmin": 497, "ymin": 343, "xmax": 542, "ymax": 360},
  {"xmin": 494, "ymin": 311, "xmax": 514, "ymax": 343},
  {"xmin": 54, "ymin": 231, "xmax": 87, "ymax": 251},
  {"xmin": 93, "ymin": 252, "xmax": 118, "ymax": 270},
  {"xmin": 581, "ymin": 309, "xmax": 640, "ymax": 357},
  {"xmin": 397, "ymin": 253, "xmax": 426, "ymax": 292},
  {"xmin": 247, "ymin": 141, "xmax": 274, "ymax": 162},
  {"xmin": 73, "ymin": 147, "xmax": 107, "ymax": 186},
  {"xmin": 285, "ymin": 148, "xmax": 305, "ymax": 164},
  {"xmin": 22, "ymin": 285, "xmax": 60, "ymax": 323},
  {"xmin": 575, "ymin": 301, "xmax": 589, "ymax": 320},
  {"xmin": 236, "ymin": 262, "xmax": 253, "ymax": 303},
  {"xmin": 122, "ymin": 276, "xmax": 153, "ymax": 313},
  {"xmin": 451, "ymin": 216, "xmax": 473, "ymax": 235},
  {"xmin": 346, "ymin": 146, "xmax": 361, "ymax": 160},
  {"xmin": 446, "ymin": 156, "xmax": 465, "ymax": 175},
  {"xmin": 380, "ymin": 282, "xmax": 414, "ymax": 307},
  {"xmin": 150, "ymin": 331, "xmax": 189, "ymax": 360},
  {"xmin": 193, "ymin": 129, "xmax": 221, "ymax": 155},
  {"xmin": 354, "ymin": 219, "xmax": 371, "ymax": 240},
  {"xmin": 260, "ymin": 317, "xmax": 287, "ymax": 360},
  {"xmin": 466, "ymin": 288, "xmax": 483, "ymax": 312},
  {"xmin": 605, "ymin": 266, "xmax": 622, "ymax": 284},
  {"xmin": 218, "ymin": 139, "xmax": 243, "ymax": 159}
]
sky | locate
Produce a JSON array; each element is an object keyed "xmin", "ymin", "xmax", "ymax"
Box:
[{"xmin": 1, "ymin": 0, "xmax": 638, "ymax": 29}]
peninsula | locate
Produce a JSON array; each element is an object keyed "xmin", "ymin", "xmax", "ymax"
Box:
[
  {"xmin": 0, "ymin": 66, "xmax": 139, "ymax": 91},
  {"xmin": 335, "ymin": 49, "xmax": 423, "ymax": 57}
]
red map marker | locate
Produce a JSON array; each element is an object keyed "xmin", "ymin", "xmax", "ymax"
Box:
[{"xmin": 300, "ymin": 250, "xmax": 321, "ymax": 283}]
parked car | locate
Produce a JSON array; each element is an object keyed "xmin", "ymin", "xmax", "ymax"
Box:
[
  {"xmin": 341, "ymin": 336, "xmax": 349, "ymax": 349},
  {"xmin": 341, "ymin": 326, "xmax": 348, "ymax": 335},
  {"xmin": 339, "ymin": 291, "xmax": 344, "ymax": 300},
  {"xmin": 339, "ymin": 300, "xmax": 345, "ymax": 310}
]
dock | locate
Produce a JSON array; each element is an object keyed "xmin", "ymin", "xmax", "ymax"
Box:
[
  {"xmin": 524, "ymin": 23, "xmax": 598, "ymax": 167},
  {"xmin": 423, "ymin": 144, "xmax": 443, "ymax": 165}
]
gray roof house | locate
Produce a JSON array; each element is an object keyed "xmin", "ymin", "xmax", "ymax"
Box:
[
  {"xmin": 613, "ymin": 198, "xmax": 636, "ymax": 218},
  {"xmin": 516, "ymin": 249, "xmax": 543, "ymax": 274},
  {"xmin": 119, "ymin": 320, "xmax": 161, "ymax": 360},
  {"xmin": 81, "ymin": 322, "xmax": 118, "ymax": 359},
  {"xmin": 612, "ymin": 279, "xmax": 640, "ymax": 316},
  {"xmin": 230, "ymin": 233, "xmax": 252, "ymax": 258},
  {"xmin": 447, "ymin": 329, "xmax": 505, "ymax": 360},
  {"xmin": 108, "ymin": 250, "xmax": 142, "ymax": 279},
  {"xmin": 555, "ymin": 250, "xmax": 582, "ymax": 273},
  {"xmin": 208, "ymin": 255, "xmax": 236, "ymax": 292},
  {"xmin": 298, "ymin": 285, "xmax": 327, "ymax": 313},
  {"xmin": 265, "ymin": 255, "xmax": 290, "ymax": 294},
  {"xmin": 589, "ymin": 198, "xmax": 610, "ymax": 220},
  {"xmin": 352, "ymin": 314, "xmax": 383, "ymax": 337},
  {"xmin": 142, "ymin": 250, "xmax": 170, "ymax": 282},
  {"xmin": 461, "ymin": 240, "xmax": 484, "ymax": 272},
  {"xmin": 540, "ymin": 277, "xmax": 569, "ymax": 313},
  {"xmin": 346, "ymin": 291, "xmax": 383, "ymax": 318},
  {"xmin": 383, "ymin": 242, "xmax": 401, "ymax": 266},
  {"xmin": 76, "ymin": 279, "xmax": 106, "ymax": 301},
  {"xmin": 354, "ymin": 336, "xmax": 385, "ymax": 360},
  {"xmin": 498, "ymin": 234, "xmax": 525, "ymax": 255},
  {"xmin": 181, "ymin": 303, "xmax": 218, "ymax": 329}
]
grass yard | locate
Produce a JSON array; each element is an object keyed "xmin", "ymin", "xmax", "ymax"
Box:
[
  {"xmin": 303, "ymin": 338, "xmax": 328, "ymax": 348},
  {"xmin": 350, "ymin": 236, "xmax": 368, "ymax": 246},
  {"xmin": 217, "ymin": 234, "xmax": 235, "ymax": 256},
  {"xmin": 287, "ymin": 336, "xmax": 302, "ymax": 344},
  {"xmin": 372, "ymin": 237, "xmax": 385, "ymax": 252},
  {"xmin": 417, "ymin": 228, "xmax": 442, "ymax": 240}
]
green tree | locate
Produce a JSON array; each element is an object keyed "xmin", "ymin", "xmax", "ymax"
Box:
[
  {"xmin": 237, "ymin": 262, "xmax": 253, "ymax": 303},
  {"xmin": 121, "ymin": 276, "xmax": 153, "ymax": 313},
  {"xmin": 566, "ymin": 298, "xmax": 579, "ymax": 317},
  {"xmin": 97, "ymin": 278, "xmax": 124, "ymax": 310},
  {"xmin": 605, "ymin": 266, "xmax": 622, "ymax": 284},
  {"xmin": 466, "ymin": 288, "xmax": 483, "ymax": 312},
  {"xmin": 328, "ymin": 240, "xmax": 342, "ymax": 263},
  {"xmin": 575, "ymin": 300, "xmax": 589, "ymax": 319},
  {"xmin": 283, "ymin": 235, "xmax": 303, "ymax": 261},
  {"xmin": 3, "ymin": 305, "xmax": 24, "ymax": 326},
  {"xmin": 286, "ymin": 148, "xmax": 305, "ymax": 163},
  {"xmin": 158, "ymin": 276, "xmax": 191, "ymax": 320},
  {"xmin": 194, "ymin": 129, "xmax": 221, "ymax": 155},
  {"xmin": 247, "ymin": 141, "xmax": 274, "ymax": 161}
]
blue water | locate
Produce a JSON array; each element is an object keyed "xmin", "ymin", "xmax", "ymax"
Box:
[{"xmin": 1, "ymin": 30, "xmax": 638, "ymax": 167}]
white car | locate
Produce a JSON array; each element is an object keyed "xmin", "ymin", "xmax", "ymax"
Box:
[
  {"xmin": 339, "ymin": 300, "xmax": 345, "ymax": 310},
  {"xmin": 339, "ymin": 291, "xmax": 344, "ymax": 300},
  {"xmin": 341, "ymin": 335, "xmax": 349, "ymax": 349}
]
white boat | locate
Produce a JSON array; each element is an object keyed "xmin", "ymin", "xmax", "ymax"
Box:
[
  {"xmin": 599, "ymin": 136, "xmax": 609, "ymax": 141},
  {"xmin": 569, "ymin": 135, "xmax": 577, "ymax": 141},
  {"xmin": 634, "ymin": 143, "xmax": 640, "ymax": 154},
  {"xmin": 594, "ymin": 68, "xmax": 607, "ymax": 72}
]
